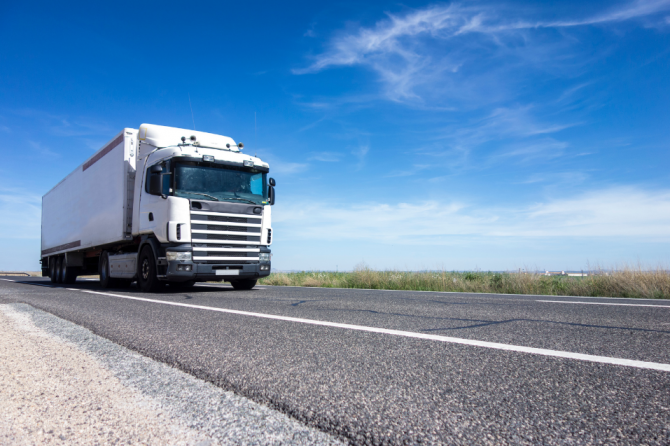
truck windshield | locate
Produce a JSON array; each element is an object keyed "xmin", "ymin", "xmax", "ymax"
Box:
[{"xmin": 173, "ymin": 162, "xmax": 268, "ymax": 205}]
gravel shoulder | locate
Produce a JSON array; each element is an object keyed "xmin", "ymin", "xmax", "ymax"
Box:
[{"xmin": 0, "ymin": 303, "xmax": 344, "ymax": 446}]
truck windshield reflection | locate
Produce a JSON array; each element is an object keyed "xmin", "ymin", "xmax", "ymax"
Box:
[{"xmin": 174, "ymin": 162, "xmax": 268, "ymax": 205}]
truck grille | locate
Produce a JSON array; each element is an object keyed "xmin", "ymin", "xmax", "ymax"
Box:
[{"xmin": 190, "ymin": 210, "xmax": 262, "ymax": 263}]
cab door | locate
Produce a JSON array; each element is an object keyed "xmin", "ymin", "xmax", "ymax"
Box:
[{"xmin": 138, "ymin": 158, "xmax": 171, "ymax": 242}]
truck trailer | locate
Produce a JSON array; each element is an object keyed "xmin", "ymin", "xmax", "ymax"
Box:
[{"xmin": 40, "ymin": 124, "xmax": 275, "ymax": 292}]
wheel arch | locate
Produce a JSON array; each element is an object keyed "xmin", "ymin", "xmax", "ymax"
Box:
[{"xmin": 138, "ymin": 235, "xmax": 162, "ymax": 260}]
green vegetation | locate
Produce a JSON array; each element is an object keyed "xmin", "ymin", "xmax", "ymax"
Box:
[{"xmin": 259, "ymin": 266, "xmax": 670, "ymax": 299}]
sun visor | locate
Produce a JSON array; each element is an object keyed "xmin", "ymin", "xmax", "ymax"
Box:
[{"xmin": 138, "ymin": 123, "xmax": 239, "ymax": 151}]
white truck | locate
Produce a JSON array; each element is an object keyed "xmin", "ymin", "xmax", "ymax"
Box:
[{"xmin": 40, "ymin": 124, "xmax": 275, "ymax": 292}]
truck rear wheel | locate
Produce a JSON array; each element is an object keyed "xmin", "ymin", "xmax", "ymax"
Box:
[
  {"xmin": 99, "ymin": 251, "xmax": 118, "ymax": 289},
  {"xmin": 62, "ymin": 259, "xmax": 78, "ymax": 285},
  {"xmin": 54, "ymin": 257, "xmax": 64, "ymax": 284},
  {"xmin": 138, "ymin": 246, "xmax": 163, "ymax": 293},
  {"xmin": 49, "ymin": 257, "xmax": 57, "ymax": 283},
  {"xmin": 230, "ymin": 279, "xmax": 257, "ymax": 290}
]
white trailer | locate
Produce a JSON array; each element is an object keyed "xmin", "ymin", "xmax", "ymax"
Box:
[{"xmin": 41, "ymin": 124, "xmax": 275, "ymax": 291}]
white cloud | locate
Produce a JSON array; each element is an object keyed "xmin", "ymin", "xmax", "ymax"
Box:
[
  {"xmin": 268, "ymin": 161, "xmax": 309, "ymax": 175},
  {"xmin": 294, "ymin": 1, "xmax": 670, "ymax": 103},
  {"xmin": 309, "ymin": 151, "xmax": 342, "ymax": 162},
  {"xmin": 546, "ymin": 0, "xmax": 670, "ymax": 27},
  {"xmin": 492, "ymin": 139, "xmax": 569, "ymax": 164},
  {"xmin": 519, "ymin": 171, "xmax": 590, "ymax": 185},
  {"xmin": 11, "ymin": 109, "xmax": 113, "ymax": 137},
  {"xmin": 352, "ymin": 145, "xmax": 369, "ymax": 170},
  {"xmin": 28, "ymin": 140, "xmax": 61, "ymax": 158},
  {"xmin": 439, "ymin": 106, "xmax": 577, "ymax": 146},
  {"xmin": 273, "ymin": 187, "xmax": 670, "ymax": 243}
]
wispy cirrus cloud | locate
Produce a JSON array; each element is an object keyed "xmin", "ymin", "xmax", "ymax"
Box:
[
  {"xmin": 309, "ymin": 151, "xmax": 343, "ymax": 162},
  {"xmin": 294, "ymin": 1, "xmax": 670, "ymax": 103},
  {"xmin": 11, "ymin": 108, "xmax": 113, "ymax": 137},
  {"xmin": 352, "ymin": 145, "xmax": 369, "ymax": 170}
]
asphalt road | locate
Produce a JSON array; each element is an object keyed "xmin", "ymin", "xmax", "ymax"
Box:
[{"xmin": 2, "ymin": 277, "xmax": 669, "ymax": 445}]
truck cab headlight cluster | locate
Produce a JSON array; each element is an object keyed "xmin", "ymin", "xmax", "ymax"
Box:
[
  {"xmin": 167, "ymin": 251, "xmax": 192, "ymax": 261},
  {"xmin": 259, "ymin": 253, "xmax": 271, "ymax": 262}
]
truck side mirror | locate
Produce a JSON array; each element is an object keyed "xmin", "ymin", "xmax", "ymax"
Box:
[
  {"xmin": 268, "ymin": 186, "xmax": 275, "ymax": 205},
  {"xmin": 151, "ymin": 165, "xmax": 163, "ymax": 173},
  {"xmin": 149, "ymin": 174, "xmax": 162, "ymax": 195},
  {"xmin": 269, "ymin": 177, "xmax": 276, "ymax": 186}
]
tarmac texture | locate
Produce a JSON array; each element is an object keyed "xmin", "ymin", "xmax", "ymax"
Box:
[{"xmin": 1, "ymin": 277, "xmax": 669, "ymax": 445}]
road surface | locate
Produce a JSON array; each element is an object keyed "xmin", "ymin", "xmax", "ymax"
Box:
[{"xmin": 1, "ymin": 277, "xmax": 669, "ymax": 445}]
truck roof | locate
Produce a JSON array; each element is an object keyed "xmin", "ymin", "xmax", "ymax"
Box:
[{"xmin": 139, "ymin": 124, "xmax": 239, "ymax": 152}]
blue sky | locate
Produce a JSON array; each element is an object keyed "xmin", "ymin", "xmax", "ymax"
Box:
[{"xmin": 1, "ymin": 0, "xmax": 669, "ymax": 271}]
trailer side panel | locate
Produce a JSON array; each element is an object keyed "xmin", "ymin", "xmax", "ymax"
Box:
[{"xmin": 41, "ymin": 130, "xmax": 137, "ymax": 257}]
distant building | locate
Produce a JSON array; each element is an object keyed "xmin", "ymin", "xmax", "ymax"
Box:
[{"xmin": 544, "ymin": 271, "xmax": 588, "ymax": 277}]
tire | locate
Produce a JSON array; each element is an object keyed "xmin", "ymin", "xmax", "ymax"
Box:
[
  {"xmin": 62, "ymin": 258, "xmax": 78, "ymax": 284},
  {"xmin": 138, "ymin": 246, "xmax": 163, "ymax": 293},
  {"xmin": 54, "ymin": 256, "xmax": 64, "ymax": 284},
  {"xmin": 99, "ymin": 251, "xmax": 117, "ymax": 289},
  {"xmin": 230, "ymin": 279, "xmax": 257, "ymax": 290},
  {"xmin": 49, "ymin": 257, "xmax": 57, "ymax": 283}
]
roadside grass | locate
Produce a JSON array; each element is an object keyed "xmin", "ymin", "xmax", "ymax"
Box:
[{"xmin": 258, "ymin": 266, "xmax": 670, "ymax": 299}]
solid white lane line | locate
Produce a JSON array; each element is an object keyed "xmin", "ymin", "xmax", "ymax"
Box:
[
  {"xmin": 194, "ymin": 283, "xmax": 232, "ymax": 288},
  {"xmin": 0, "ymin": 279, "xmax": 15, "ymax": 282},
  {"xmin": 79, "ymin": 289, "xmax": 670, "ymax": 372},
  {"xmin": 193, "ymin": 283, "xmax": 266, "ymax": 290},
  {"xmin": 538, "ymin": 300, "xmax": 670, "ymax": 308},
  {"xmin": 262, "ymin": 285, "xmax": 670, "ymax": 302}
]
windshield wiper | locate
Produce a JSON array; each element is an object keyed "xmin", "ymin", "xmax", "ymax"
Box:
[
  {"xmin": 185, "ymin": 192, "xmax": 219, "ymax": 201},
  {"xmin": 224, "ymin": 197, "xmax": 257, "ymax": 204}
]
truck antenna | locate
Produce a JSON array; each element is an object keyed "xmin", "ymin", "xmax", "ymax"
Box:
[{"xmin": 188, "ymin": 93, "xmax": 196, "ymax": 130}]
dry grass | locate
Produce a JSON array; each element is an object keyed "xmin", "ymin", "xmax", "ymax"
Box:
[
  {"xmin": 0, "ymin": 271, "xmax": 42, "ymax": 277},
  {"xmin": 259, "ymin": 265, "xmax": 670, "ymax": 299}
]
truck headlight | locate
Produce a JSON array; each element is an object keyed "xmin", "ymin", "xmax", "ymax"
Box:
[
  {"xmin": 259, "ymin": 253, "xmax": 271, "ymax": 262},
  {"xmin": 167, "ymin": 251, "xmax": 192, "ymax": 261}
]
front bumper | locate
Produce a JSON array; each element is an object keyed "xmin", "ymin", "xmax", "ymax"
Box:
[{"xmin": 163, "ymin": 261, "xmax": 271, "ymax": 282}]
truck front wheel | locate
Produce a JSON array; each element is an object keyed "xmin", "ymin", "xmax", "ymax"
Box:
[
  {"xmin": 138, "ymin": 246, "xmax": 163, "ymax": 293},
  {"xmin": 230, "ymin": 279, "xmax": 257, "ymax": 290}
]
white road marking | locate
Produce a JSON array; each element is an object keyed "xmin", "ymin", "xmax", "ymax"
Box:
[
  {"xmin": 194, "ymin": 283, "xmax": 232, "ymax": 288},
  {"xmin": 538, "ymin": 300, "xmax": 670, "ymax": 308},
  {"xmin": 261, "ymin": 285, "xmax": 670, "ymax": 302},
  {"xmin": 78, "ymin": 289, "xmax": 670, "ymax": 372},
  {"xmin": 194, "ymin": 283, "xmax": 266, "ymax": 290},
  {"xmin": 0, "ymin": 279, "xmax": 15, "ymax": 282}
]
